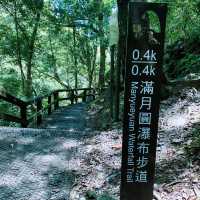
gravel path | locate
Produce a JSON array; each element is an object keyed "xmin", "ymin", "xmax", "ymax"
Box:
[
  {"xmin": 40, "ymin": 103, "xmax": 90, "ymax": 131},
  {"xmin": 0, "ymin": 103, "xmax": 93, "ymax": 200}
]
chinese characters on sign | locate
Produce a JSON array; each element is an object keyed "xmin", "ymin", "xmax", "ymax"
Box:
[
  {"xmin": 120, "ymin": 2, "xmax": 167, "ymax": 200},
  {"xmin": 126, "ymin": 49, "xmax": 157, "ymax": 184}
]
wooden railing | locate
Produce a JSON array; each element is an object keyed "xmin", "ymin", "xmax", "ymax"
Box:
[{"xmin": 0, "ymin": 88, "xmax": 96, "ymax": 128}]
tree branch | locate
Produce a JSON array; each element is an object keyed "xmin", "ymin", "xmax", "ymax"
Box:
[
  {"xmin": 35, "ymin": 68, "xmax": 70, "ymax": 89},
  {"xmin": 0, "ymin": 1, "xmax": 30, "ymax": 42}
]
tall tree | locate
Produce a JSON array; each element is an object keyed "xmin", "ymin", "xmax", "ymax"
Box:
[
  {"xmin": 0, "ymin": 0, "xmax": 44, "ymax": 98},
  {"xmin": 97, "ymin": 0, "xmax": 107, "ymax": 90}
]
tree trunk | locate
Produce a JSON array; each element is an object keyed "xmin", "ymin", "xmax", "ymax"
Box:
[
  {"xmin": 110, "ymin": 45, "xmax": 115, "ymax": 119},
  {"xmin": 14, "ymin": 1, "xmax": 25, "ymax": 93},
  {"xmin": 48, "ymin": 30, "xmax": 69, "ymax": 88},
  {"xmin": 98, "ymin": 43, "xmax": 106, "ymax": 89},
  {"xmin": 97, "ymin": 0, "xmax": 106, "ymax": 91},
  {"xmin": 115, "ymin": 0, "xmax": 129, "ymax": 121},
  {"xmin": 89, "ymin": 44, "xmax": 97, "ymax": 88},
  {"xmin": 98, "ymin": 10, "xmax": 106, "ymax": 91},
  {"xmin": 25, "ymin": 13, "xmax": 41, "ymax": 98},
  {"xmin": 84, "ymin": 39, "xmax": 97, "ymax": 89},
  {"xmin": 73, "ymin": 27, "xmax": 78, "ymax": 90}
]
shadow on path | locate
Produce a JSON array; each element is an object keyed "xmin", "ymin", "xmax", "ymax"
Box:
[{"xmin": 40, "ymin": 103, "xmax": 90, "ymax": 131}]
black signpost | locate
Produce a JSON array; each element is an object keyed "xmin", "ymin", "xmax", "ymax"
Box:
[{"xmin": 120, "ymin": 2, "xmax": 167, "ymax": 200}]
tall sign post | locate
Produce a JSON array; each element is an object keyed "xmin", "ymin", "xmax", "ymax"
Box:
[{"xmin": 120, "ymin": 2, "xmax": 167, "ymax": 200}]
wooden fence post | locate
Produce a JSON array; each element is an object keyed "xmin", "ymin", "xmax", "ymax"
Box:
[
  {"xmin": 48, "ymin": 95, "xmax": 52, "ymax": 115},
  {"xmin": 20, "ymin": 105, "xmax": 28, "ymax": 128},
  {"xmin": 75, "ymin": 90, "xmax": 78, "ymax": 103},
  {"xmin": 70, "ymin": 90, "xmax": 75, "ymax": 104},
  {"xmin": 82, "ymin": 90, "xmax": 87, "ymax": 102},
  {"xmin": 37, "ymin": 99, "xmax": 42, "ymax": 126},
  {"xmin": 54, "ymin": 91, "xmax": 59, "ymax": 109},
  {"xmin": 92, "ymin": 89, "xmax": 96, "ymax": 100}
]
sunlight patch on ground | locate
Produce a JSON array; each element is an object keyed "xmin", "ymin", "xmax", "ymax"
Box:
[
  {"xmin": 62, "ymin": 139, "xmax": 80, "ymax": 150},
  {"xmin": 0, "ymin": 174, "xmax": 22, "ymax": 187},
  {"xmin": 167, "ymin": 115, "xmax": 188, "ymax": 128},
  {"xmin": 160, "ymin": 94, "xmax": 200, "ymax": 131},
  {"xmin": 16, "ymin": 137, "xmax": 35, "ymax": 145},
  {"xmin": 67, "ymin": 158, "xmax": 83, "ymax": 171},
  {"xmin": 33, "ymin": 154, "xmax": 66, "ymax": 171}
]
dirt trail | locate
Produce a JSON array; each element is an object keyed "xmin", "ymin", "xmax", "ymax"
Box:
[
  {"xmin": 155, "ymin": 88, "xmax": 200, "ymax": 200},
  {"xmin": 69, "ymin": 89, "xmax": 200, "ymax": 200}
]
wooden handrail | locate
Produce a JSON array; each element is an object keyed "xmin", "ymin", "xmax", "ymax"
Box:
[
  {"xmin": 0, "ymin": 88, "xmax": 97, "ymax": 128},
  {"xmin": 0, "ymin": 113, "xmax": 23, "ymax": 124},
  {"xmin": 0, "ymin": 90, "xmax": 27, "ymax": 107}
]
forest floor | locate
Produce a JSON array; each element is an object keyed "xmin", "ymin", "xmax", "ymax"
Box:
[
  {"xmin": 0, "ymin": 89, "xmax": 199, "ymax": 200},
  {"xmin": 70, "ymin": 88, "xmax": 200, "ymax": 200}
]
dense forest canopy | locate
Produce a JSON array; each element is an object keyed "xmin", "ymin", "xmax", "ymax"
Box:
[
  {"xmin": 0, "ymin": 0, "xmax": 199, "ymax": 98},
  {"xmin": 0, "ymin": 0, "xmax": 113, "ymax": 98}
]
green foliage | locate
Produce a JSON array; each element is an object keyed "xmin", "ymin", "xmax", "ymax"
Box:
[
  {"xmin": 85, "ymin": 190, "xmax": 97, "ymax": 200},
  {"xmin": 0, "ymin": 67, "xmax": 21, "ymax": 95},
  {"xmin": 176, "ymin": 54, "xmax": 200, "ymax": 76},
  {"xmin": 0, "ymin": 0, "xmax": 115, "ymax": 126},
  {"xmin": 22, "ymin": 0, "xmax": 44, "ymax": 12},
  {"xmin": 164, "ymin": 35, "xmax": 200, "ymax": 79},
  {"xmin": 147, "ymin": 11, "xmax": 161, "ymax": 33},
  {"xmin": 153, "ymin": 0, "xmax": 200, "ymax": 43}
]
